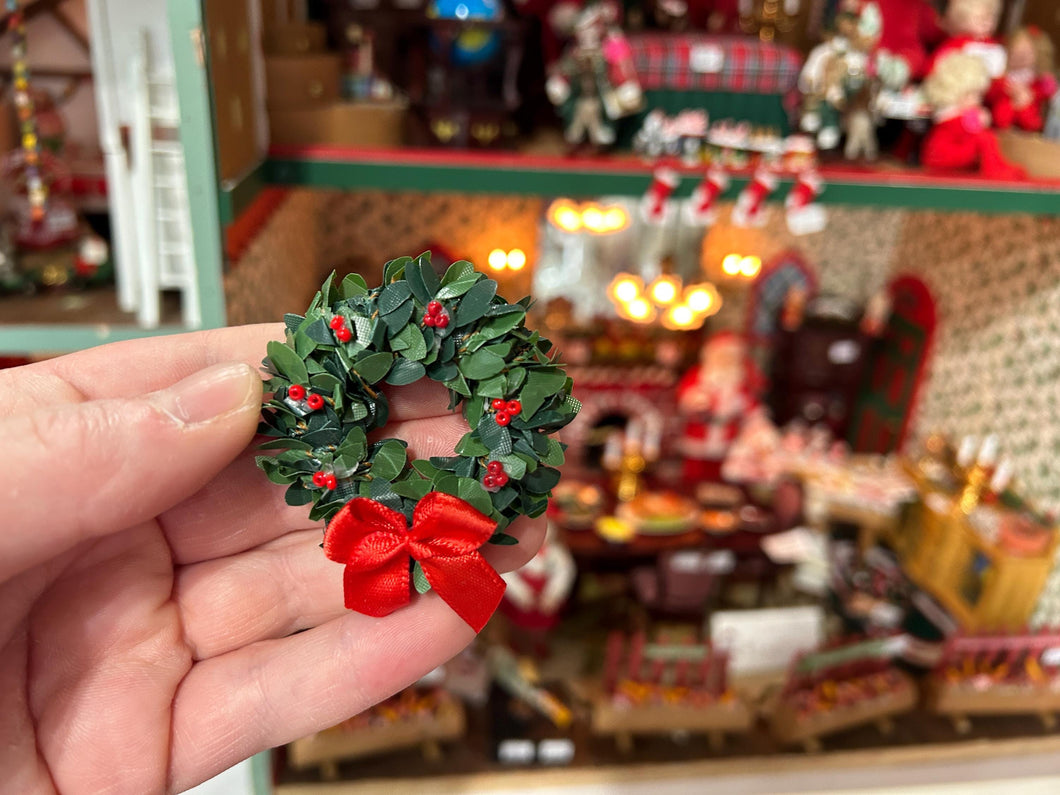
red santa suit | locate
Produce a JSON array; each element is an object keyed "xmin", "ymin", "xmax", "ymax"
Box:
[
  {"xmin": 875, "ymin": 0, "xmax": 945, "ymax": 81},
  {"xmin": 499, "ymin": 528, "xmax": 576, "ymax": 633},
  {"xmin": 929, "ymin": 35, "xmax": 1007, "ymax": 80},
  {"xmin": 921, "ymin": 106, "xmax": 1025, "ymax": 179},
  {"xmin": 677, "ymin": 333, "xmax": 762, "ymax": 483},
  {"xmin": 986, "ymin": 68, "xmax": 1058, "ymax": 132}
]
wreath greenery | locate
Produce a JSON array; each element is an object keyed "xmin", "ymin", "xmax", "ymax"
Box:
[{"xmin": 256, "ymin": 253, "xmax": 580, "ymax": 577}]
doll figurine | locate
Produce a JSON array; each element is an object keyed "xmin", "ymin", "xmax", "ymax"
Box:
[
  {"xmin": 929, "ymin": 0, "xmax": 1006, "ymax": 79},
  {"xmin": 677, "ymin": 332, "xmax": 763, "ymax": 483},
  {"xmin": 986, "ymin": 27, "xmax": 1058, "ymax": 132},
  {"xmin": 921, "ymin": 52, "xmax": 1026, "ymax": 179},
  {"xmin": 874, "ymin": 0, "xmax": 945, "ymax": 88},
  {"xmin": 546, "ymin": 2, "xmax": 643, "ymax": 150}
]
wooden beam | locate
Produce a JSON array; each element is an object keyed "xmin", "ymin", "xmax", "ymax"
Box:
[
  {"xmin": 0, "ymin": 66, "xmax": 92, "ymax": 79},
  {"xmin": 51, "ymin": 5, "xmax": 90, "ymax": 53}
]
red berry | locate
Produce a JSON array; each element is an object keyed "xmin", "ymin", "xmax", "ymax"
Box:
[
  {"xmin": 495, "ymin": 411, "xmax": 511, "ymax": 426},
  {"xmin": 491, "ymin": 398, "xmax": 506, "ymax": 411},
  {"xmin": 427, "ymin": 300, "xmax": 443, "ymax": 316},
  {"xmin": 288, "ymin": 384, "xmax": 306, "ymax": 401},
  {"xmin": 435, "ymin": 314, "xmax": 450, "ymax": 329},
  {"xmin": 324, "ymin": 474, "xmax": 338, "ymax": 490},
  {"xmin": 335, "ymin": 326, "xmax": 352, "ymax": 342},
  {"xmin": 329, "ymin": 316, "xmax": 345, "ymax": 330},
  {"xmin": 483, "ymin": 475, "xmax": 496, "ymax": 489},
  {"xmin": 306, "ymin": 393, "xmax": 325, "ymax": 410},
  {"xmin": 422, "ymin": 313, "xmax": 436, "ymax": 327},
  {"xmin": 495, "ymin": 472, "xmax": 510, "ymax": 487},
  {"xmin": 506, "ymin": 400, "xmax": 522, "ymax": 415},
  {"xmin": 487, "ymin": 460, "xmax": 504, "ymax": 475},
  {"xmin": 312, "ymin": 471, "xmax": 327, "ymax": 487}
]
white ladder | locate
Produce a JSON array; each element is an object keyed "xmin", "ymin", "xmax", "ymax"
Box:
[{"xmin": 129, "ymin": 32, "xmax": 200, "ymax": 329}]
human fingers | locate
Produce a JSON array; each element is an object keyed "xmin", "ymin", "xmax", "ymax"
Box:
[
  {"xmin": 0, "ymin": 324, "xmax": 283, "ymax": 419},
  {"xmin": 169, "ymin": 595, "xmax": 477, "ymax": 791},
  {"xmin": 174, "ymin": 514, "xmax": 544, "ymax": 660},
  {"xmin": 0, "ymin": 363, "xmax": 261, "ymax": 583}
]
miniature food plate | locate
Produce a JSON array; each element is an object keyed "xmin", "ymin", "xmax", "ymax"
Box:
[{"xmin": 616, "ymin": 492, "xmax": 700, "ymax": 535}]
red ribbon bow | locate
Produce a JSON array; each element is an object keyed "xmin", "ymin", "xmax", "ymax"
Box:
[{"xmin": 323, "ymin": 492, "xmax": 506, "ymax": 632}]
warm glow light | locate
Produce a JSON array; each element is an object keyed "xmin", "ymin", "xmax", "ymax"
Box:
[
  {"xmin": 603, "ymin": 207, "xmax": 628, "ymax": 232},
  {"xmin": 722, "ymin": 253, "xmax": 743, "ymax": 275},
  {"xmin": 609, "ymin": 273, "xmax": 643, "ymax": 305},
  {"xmin": 671, "ymin": 304, "xmax": 694, "ymax": 326},
  {"xmin": 548, "ymin": 199, "xmax": 583, "ymax": 233},
  {"xmin": 582, "ymin": 204, "xmax": 604, "ymax": 232},
  {"xmin": 740, "ymin": 256, "xmax": 762, "ymax": 277},
  {"xmin": 488, "ymin": 248, "xmax": 507, "ymax": 271},
  {"xmin": 627, "ymin": 298, "xmax": 652, "ymax": 321},
  {"xmin": 506, "ymin": 248, "xmax": 526, "ymax": 270},
  {"xmin": 685, "ymin": 286, "xmax": 714, "ymax": 313},
  {"xmin": 649, "ymin": 275, "xmax": 680, "ymax": 306}
]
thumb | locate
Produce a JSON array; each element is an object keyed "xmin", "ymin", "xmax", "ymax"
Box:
[{"xmin": 0, "ymin": 362, "xmax": 262, "ymax": 582}]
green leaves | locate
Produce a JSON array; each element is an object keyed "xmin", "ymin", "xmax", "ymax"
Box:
[
  {"xmin": 257, "ymin": 256, "xmax": 578, "ymax": 535},
  {"xmin": 459, "ymin": 349, "xmax": 506, "ymax": 381},
  {"xmin": 267, "ymin": 340, "xmax": 309, "ymax": 384}
]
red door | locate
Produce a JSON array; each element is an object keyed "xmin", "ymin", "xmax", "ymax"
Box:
[{"xmin": 849, "ymin": 276, "xmax": 937, "ymax": 454}]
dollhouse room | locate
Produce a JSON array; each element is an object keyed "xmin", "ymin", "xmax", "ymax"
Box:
[{"xmin": 2, "ymin": 1, "xmax": 1060, "ymax": 793}]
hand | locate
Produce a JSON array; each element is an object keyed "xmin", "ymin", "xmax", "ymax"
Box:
[{"xmin": 0, "ymin": 325, "xmax": 543, "ymax": 793}]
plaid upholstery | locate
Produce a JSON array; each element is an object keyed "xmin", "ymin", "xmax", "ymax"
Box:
[{"xmin": 628, "ymin": 33, "xmax": 803, "ymax": 94}]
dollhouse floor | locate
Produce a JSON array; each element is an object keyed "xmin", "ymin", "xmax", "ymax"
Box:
[{"xmin": 0, "ymin": 286, "xmax": 182, "ymax": 326}]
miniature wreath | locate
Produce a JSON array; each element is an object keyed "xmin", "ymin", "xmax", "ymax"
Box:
[{"xmin": 256, "ymin": 253, "xmax": 579, "ymax": 631}]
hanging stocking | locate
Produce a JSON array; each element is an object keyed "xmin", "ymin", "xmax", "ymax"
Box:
[
  {"xmin": 731, "ymin": 165, "xmax": 777, "ymax": 228},
  {"xmin": 682, "ymin": 165, "xmax": 729, "ymax": 226},
  {"xmin": 640, "ymin": 167, "xmax": 680, "ymax": 225},
  {"xmin": 785, "ymin": 169, "xmax": 828, "ymax": 236}
]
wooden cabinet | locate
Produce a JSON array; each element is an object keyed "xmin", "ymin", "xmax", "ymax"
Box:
[{"xmin": 204, "ymin": 0, "xmax": 259, "ymax": 182}]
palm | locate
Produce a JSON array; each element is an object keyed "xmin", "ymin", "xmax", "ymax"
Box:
[{"xmin": 1, "ymin": 326, "xmax": 542, "ymax": 793}]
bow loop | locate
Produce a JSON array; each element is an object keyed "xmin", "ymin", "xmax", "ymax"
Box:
[{"xmin": 323, "ymin": 493, "xmax": 506, "ymax": 632}]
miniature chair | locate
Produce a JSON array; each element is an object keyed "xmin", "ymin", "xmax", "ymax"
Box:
[{"xmin": 631, "ymin": 549, "xmax": 729, "ymax": 618}]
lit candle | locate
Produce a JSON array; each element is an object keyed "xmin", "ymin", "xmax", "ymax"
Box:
[
  {"xmin": 990, "ymin": 458, "xmax": 1013, "ymax": 493},
  {"xmin": 977, "ymin": 435, "xmax": 999, "ymax": 468},
  {"xmin": 957, "ymin": 436, "xmax": 977, "ymax": 469}
]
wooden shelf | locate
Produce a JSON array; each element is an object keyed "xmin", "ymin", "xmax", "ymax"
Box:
[
  {"xmin": 0, "ymin": 288, "xmax": 187, "ymax": 354},
  {"xmin": 260, "ymin": 145, "xmax": 1060, "ymax": 215}
]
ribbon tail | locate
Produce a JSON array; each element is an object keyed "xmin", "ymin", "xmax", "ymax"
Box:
[
  {"xmin": 421, "ymin": 553, "xmax": 506, "ymax": 633},
  {"xmin": 343, "ymin": 558, "xmax": 410, "ymax": 618}
]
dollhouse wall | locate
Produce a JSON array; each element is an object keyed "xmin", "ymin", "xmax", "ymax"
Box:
[{"xmin": 227, "ymin": 192, "xmax": 1060, "ymax": 517}]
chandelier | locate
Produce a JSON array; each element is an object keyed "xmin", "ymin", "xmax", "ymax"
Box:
[{"xmin": 607, "ymin": 272, "xmax": 722, "ymax": 331}]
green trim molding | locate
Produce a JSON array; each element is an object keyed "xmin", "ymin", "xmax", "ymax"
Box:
[{"xmin": 263, "ymin": 148, "xmax": 1060, "ymax": 215}]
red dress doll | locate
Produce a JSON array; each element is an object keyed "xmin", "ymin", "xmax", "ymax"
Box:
[
  {"xmin": 875, "ymin": 0, "xmax": 945, "ymax": 85},
  {"xmin": 986, "ymin": 27, "xmax": 1058, "ymax": 132},
  {"xmin": 921, "ymin": 52, "xmax": 1026, "ymax": 179}
]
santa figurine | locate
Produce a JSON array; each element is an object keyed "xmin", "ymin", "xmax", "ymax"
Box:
[
  {"xmin": 921, "ymin": 52, "xmax": 1026, "ymax": 179},
  {"xmin": 986, "ymin": 27, "xmax": 1057, "ymax": 132},
  {"xmin": 74, "ymin": 235, "xmax": 108, "ymax": 279},
  {"xmin": 677, "ymin": 332, "xmax": 764, "ymax": 483},
  {"xmin": 928, "ymin": 0, "xmax": 1007, "ymax": 80},
  {"xmin": 499, "ymin": 522, "xmax": 576, "ymax": 658},
  {"xmin": 874, "ymin": 0, "xmax": 945, "ymax": 88}
]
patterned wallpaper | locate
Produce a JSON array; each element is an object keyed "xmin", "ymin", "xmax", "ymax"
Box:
[{"xmin": 228, "ymin": 191, "xmax": 1060, "ymax": 516}]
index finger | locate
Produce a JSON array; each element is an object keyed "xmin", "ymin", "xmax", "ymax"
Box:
[{"xmin": 1, "ymin": 324, "xmax": 462, "ymax": 423}]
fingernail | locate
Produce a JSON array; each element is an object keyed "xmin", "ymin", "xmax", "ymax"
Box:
[{"xmin": 153, "ymin": 363, "xmax": 259, "ymax": 426}]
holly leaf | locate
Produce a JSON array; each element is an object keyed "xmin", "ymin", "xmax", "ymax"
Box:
[
  {"xmin": 386, "ymin": 358, "xmax": 426, "ymax": 386},
  {"xmin": 405, "ymin": 258, "xmax": 433, "ymax": 304},
  {"xmin": 378, "ymin": 281, "xmax": 412, "ymax": 315},
  {"xmin": 340, "ymin": 272, "xmax": 368, "ymax": 299},
  {"xmin": 392, "ymin": 323, "xmax": 427, "ymax": 361},
  {"xmin": 435, "ymin": 275, "xmax": 480, "ymax": 301},
  {"xmin": 477, "ymin": 374, "xmax": 507, "ymax": 399},
  {"xmin": 519, "ymin": 368, "xmax": 567, "ymax": 419},
  {"xmin": 382, "ymin": 300, "xmax": 414, "ymax": 334},
  {"xmin": 490, "ymin": 453, "xmax": 527, "ymax": 480},
  {"xmin": 382, "ymin": 256, "xmax": 411, "ymax": 283},
  {"xmin": 524, "ymin": 466, "xmax": 561, "ymax": 493},
  {"xmin": 266, "ymin": 340, "xmax": 309, "ymax": 385},
  {"xmin": 257, "ymin": 438, "xmax": 313, "ymax": 451},
  {"xmin": 490, "ymin": 486, "xmax": 519, "ymax": 512},
  {"xmin": 507, "ymin": 367, "xmax": 527, "ymax": 395},
  {"xmin": 478, "ymin": 311, "xmax": 525, "ymax": 341},
  {"xmin": 353, "ymin": 352, "xmax": 394, "ymax": 384},
  {"xmin": 413, "ymin": 561, "xmax": 432, "ymax": 594},
  {"xmin": 455, "ymin": 432, "xmax": 490, "ymax": 457},
  {"xmin": 283, "ymin": 313, "xmax": 305, "ymax": 333},
  {"xmin": 391, "ymin": 477, "xmax": 433, "ymax": 501},
  {"xmin": 371, "ymin": 439, "xmax": 408, "ymax": 481},
  {"xmin": 457, "ymin": 477, "xmax": 495, "ymax": 516},
  {"xmin": 285, "ymin": 484, "xmax": 314, "ymax": 506},
  {"xmin": 294, "ymin": 331, "xmax": 316, "ymax": 359},
  {"xmin": 478, "ymin": 413, "xmax": 512, "ymax": 455},
  {"xmin": 412, "ymin": 459, "xmax": 440, "ymax": 479},
  {"xmin": 441, "ymin": 259, "xmax": 475, "ymax": 285},
  {"xmin": 543, "ymin": 438, "xmax": 566, "ymax": 467},
  {"xmin": 444, "ymin": 373, "xmax": 472, "ymax": 397},
  {"xmin": 428, "ymin": 361, "xmax": 458, "ymax": 382},
  {"xmin": 458, "ymin": 349, "xmax": 506, "ymax": 381},
  {"xmin": 488, "ymin": 531, "xmax": 519, "ymax": 545},
  {"xmin": 455, "ymin": 279, "xmax": 498, "ymax": 326}
]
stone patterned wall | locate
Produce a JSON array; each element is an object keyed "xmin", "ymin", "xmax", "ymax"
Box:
[{"xmin": 228, "ymin": 191, "xmax": 1059, "ymax": 514}]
